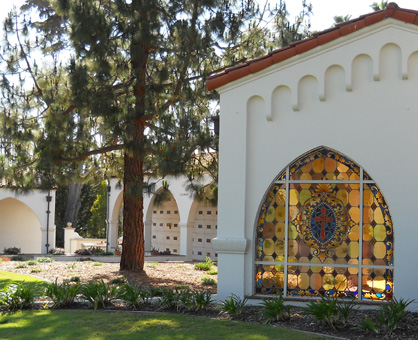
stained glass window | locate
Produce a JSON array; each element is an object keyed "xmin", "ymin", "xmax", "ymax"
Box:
[{"xmin": 255, "ymin": 147, "xmax": 394, "ymax": 300}]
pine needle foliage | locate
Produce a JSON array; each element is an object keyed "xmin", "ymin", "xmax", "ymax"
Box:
[{"xmin": 0, "ymin": 0, "xmax": 312, "ymax": 271}]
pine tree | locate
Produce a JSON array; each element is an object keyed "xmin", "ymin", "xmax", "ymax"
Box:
[{"xmin": 0, "ymin": 0, "xmax": 312, "ymax": 270}]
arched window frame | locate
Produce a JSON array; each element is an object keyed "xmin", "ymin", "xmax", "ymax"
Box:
[{"xmin": 255, "ymin": 147, "xmax": 394, "ymax": 301}]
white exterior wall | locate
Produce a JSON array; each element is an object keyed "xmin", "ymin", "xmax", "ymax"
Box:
[
  {"xmin": 214, "ymin": 19, "xmax": 418, "ymax": 309},
  {"xmin": 0, "ymin": 189, "xmax": 56, "ymax": 254}
]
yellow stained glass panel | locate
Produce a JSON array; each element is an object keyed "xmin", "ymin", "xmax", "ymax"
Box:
[
  {"xmin": 313, "ymin": 158, "xmax": 324, "ymax": 173},
  {"xmin": 349, "ymin": 190, "xmax": 360, "ymax": 206},
  {"xmin": 262, "ymin": 272, "xmax": 273, "ymax": 288},
  {"xmin": 276, "ymin": 206, "xmax": 285, "ymax": 221},
  {"xmin": 288, "ymin": 240, "xmax": 298, "ymax": 256},
  {"xmin": 335, "ymin": 243, "xmax": 348, "ymax": 258},
  {"xmin": 325, "ymin": 158, "xmax": 337, "ymax": 172},
  {"xmin": 363, "ymin": 224, "xmax": 373, "ymax": 241},
  {"xmin": 349, "ymin": 225, "xmax": 359, "ymax": 241},
  {"xmin": 374, "ymin": 276, "xmax": 386, "ymax": 293},
  {"xmin": 275, "ymin": 240, "xmax": 284, "ymax": 255},
  {"xmin": 374, "ymin": 224, "xmax": 386, "ymax": 241},
  {"xmin": 299, "ymin": 273, "xmax": 309, "ymax": 289},
  {"xmin": 374, "ymin": 242, "xmax": 386, "ymax": 259},
  {"xmin": 276, "ymin": 223, "xmax": 285, "ymax": 238},
  {"xmin": 350, "ymin": 207, "xmax": 360, "ymax": 223},
  {"xmin": 289, "ymin": 189, "xmax": 299, "ymax": 205},
  {"xmin": 276, "ymin": 189, "xmax": 286, "ymax": 205},
  {"xmin": 363, "ymin": 189, "xmax": 373, "ymax": 206},
  {"xmin": 274, "ymin": 272, "xmax": 284, "ymax": 288},
  {"xmin": 310, "ymin": 273, "xmax": 322, "ymax": 289},
  {"xmin": 348, "ymin": 242, "xmax": 359, "ymax": 258},
  {"xmin": 299, "ymin": 190, "xmax": 311, "ymax": 204},
  {"xmin": 263, "ymin": 239, "xmax": 274, "ymax": 255},
  {"xmin": 335, "ymin": 274, "xmax": 347, "ymax": 291},
  {"xmin": 288, "ymin": 224, "xmax": 298, "ymax": 240},
  {"xmin": 266, "ymin": 206, "xmax": 275, "ymax": 222},
  {"xmin": 323, "ymin": 274, "xmax": 334, "ymax": 290},
  {"xmin": 374, "ymin": 208, "xmax": 384, "ymax": 224},
  {"xmin": 336, "ymin": 190, "xmax": 348, "ymax": 205}
]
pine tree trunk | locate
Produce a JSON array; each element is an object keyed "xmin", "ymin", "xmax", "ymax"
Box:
[
  {"xmin": 63, "ymin": 181, "xmax": 83, "ymax": 229},
  {"xmin": 120, "ymin": 0, "xmax": 148, "ymax": 271},
  {"xmin": 120, "ymin": 148, "xmax": 145, "ymax": 271}
]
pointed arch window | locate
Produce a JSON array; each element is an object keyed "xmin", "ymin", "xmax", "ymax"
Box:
[{"xmin": 255, "ymin": 147, "xmax": 394, "ymax": 300}]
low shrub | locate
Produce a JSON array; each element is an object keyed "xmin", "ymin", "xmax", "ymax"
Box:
[
  {"xmin": 3, "ymin": 247, "xmax": 21, "ymax": 255},
  {"xmin": 36, "ymin": 257, "xmax": 54, "ymax": 263},
  {"xmin": 26, "ymin": 260, "xmax": 39, "ymax": 266},
  {"xmin": 109, "ymin": 278, "xmax": 126, "ymax": 285},
  {"xmin": 76, "ymin": 257, "xmax": 92, "ymax": 262},
  {"xmin": 48, "ymin": 247, "xmax": 65, "ymax": 255},
  {"xmin": 89, "ymin": 247, "xmax": 107, "ymax": 256},
  {"xmin": 74, "ymin": 248, "xmax": 92, "ymax": 256},
  {"xmin": 304, "ymin": 296, "xmax": 358, "ymax": 330},
  {"xmin": 191, "ymin": 290, "xmax": 213, "ymax": 311},
  {"xmin": 200, "ymin": 276, "xmax": 217, "ymax": 286},
  {"xmin": 0, "ymin": 283, "xmax": 38, "ymax": 312},
  {"xmin": 261, "ymin": 294, "xmax": 290, "ymax": 323},
  {"xmin": 207, "ymin": 267, "xmax": 218, "ymax": 275},
  {"xmin": 69, "ymin": 276, "xmax": 80, "ymax": 283},
  {"xmin": 194, "ymin": 257, "xmax": 214, "ymax": 271},
  {"xmin": 31, "ymin": 269, "xmax": 42, "ymax": 273},
  {"xmin": 117, "ymin": 284, "xmax": 148, "ymax": 310},
  {"xmin": 11, "ymin": 255, "xmax": 25, "ymax": 262},
  {"xmin": 358, "ymin": 298, "xmax": 413, "ymax": 336},
  {"xmin": 15, "ymin": 263, "xmax": 28, "ymax": 269},
  {"xmin": 220, "ymin": 294, "xmax": 248, "ymax": 319},
  {"xmin": 93, "ymin": 262, "xmax": 103, "ymax": 266},
  {"xmin": 81, "ymin": 280, "xmax": 118, "ymax": 310},
  {"xmin": 45, "ymin": 280, "xmax": 81, "ymax": 308}
]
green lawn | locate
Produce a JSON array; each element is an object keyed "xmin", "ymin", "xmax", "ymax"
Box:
[
  {"xmin": 0, "ymin": 270, "xmax": 48, "ymax": 290},
  {"xmin": 0, "ymin": 270, "xmax": 333, "ymax": 339},
  {"xmin": 0, "ymin": 310, "xmax": 333, "ymax": 340}
]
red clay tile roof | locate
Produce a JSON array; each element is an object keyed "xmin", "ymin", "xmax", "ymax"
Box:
[{"xmin": 206, "ymin": 3, "xmax": 418, "ymax": 91}]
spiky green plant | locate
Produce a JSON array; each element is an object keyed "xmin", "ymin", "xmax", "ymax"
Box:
[
  {"xmin": 261, "ymin": 294, "xmax": 290, "ymax": 323},
  {"xmin": 219, "ymin": 294, "xmax": 248, "ymax": 319}
]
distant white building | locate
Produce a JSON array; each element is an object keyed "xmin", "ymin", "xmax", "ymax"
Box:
[
  {"xmin": 207, "ymin": 4, "xmax": 418, "ymax": 309},
  {"xmin": 107, "ymin": 176, "xmax": 217, "ymax": 261},
  {"xmin": 0, "ymin": 189, "xmax": 55, "ymax": 254}
]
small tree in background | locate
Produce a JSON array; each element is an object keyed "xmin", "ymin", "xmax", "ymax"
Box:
[{"xmin": 87, "ymin": 180, "xmax": 108, "ymax": 238}]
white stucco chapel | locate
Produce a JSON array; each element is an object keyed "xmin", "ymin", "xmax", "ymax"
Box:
[{"xmin": 207, "ymin": 4, "xmax": 418, "ymax": 308}]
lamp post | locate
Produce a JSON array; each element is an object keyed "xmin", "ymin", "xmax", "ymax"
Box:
[{"xmin": 106, "ymin": 179, "xmax": 111, "ymax": 252}]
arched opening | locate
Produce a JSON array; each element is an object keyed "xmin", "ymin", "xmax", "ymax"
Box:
[
  {"xmin": 150, "ymin": 190, "xmax": 180, "ymax": 254},
  {"xmin": 0, "ymin": 198, "xmax": 42, "ymax": 253},
  {"xmin": 191, "ymin": 201, "xmax": 218, "ymax": 261},
  {"xmin": 255, "ymin": 147, "xmax": 393, "ymax": 300}
]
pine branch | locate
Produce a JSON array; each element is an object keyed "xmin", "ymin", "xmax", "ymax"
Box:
[
  {"xmin": 59, "ymin": 144, "xmax": 124, "ymax": 163},
  {"xmin": 159, "ymin": 0, "xmax": 200, "ymax": 112},
  {"xmin": 15, "ymin": 16, "xmax": 45, "ymax": 100}
]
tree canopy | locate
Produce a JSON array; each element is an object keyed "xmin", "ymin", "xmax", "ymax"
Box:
[{"xmin": 0, "ymin": 0, "xmax": 312, "ymax": 270}]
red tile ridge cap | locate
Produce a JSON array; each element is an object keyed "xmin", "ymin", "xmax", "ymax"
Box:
[{"xmin": 206, "ymin": 6, "xmax": 418, "ymax": 91}]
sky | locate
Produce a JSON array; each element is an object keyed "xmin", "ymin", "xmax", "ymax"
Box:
[{"xmin": 1, "ymin": 0, "xmax": 418, "ymax": 32}]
